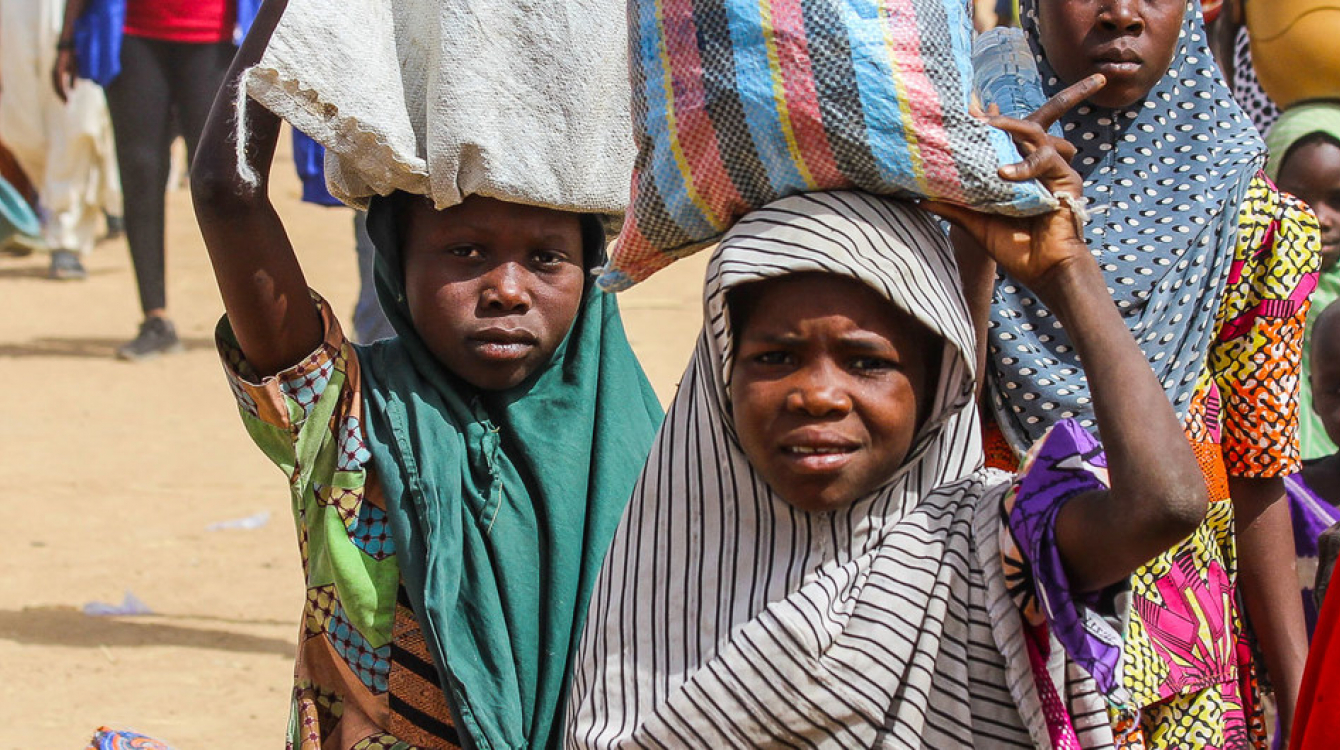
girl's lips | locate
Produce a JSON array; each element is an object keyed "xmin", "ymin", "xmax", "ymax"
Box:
[
  {"xmin": 778, "ymin": 444, "xmax": 859, "ymax": 474},
  {"xmin": 467, "ymin": 330, "xmax": 539, "ymax": 362},
  {"xmin": 469, "ymin": 340, "xmax": 535, "ymax": 361},
  {"xmin": 1094, "ymin": 60, "xmax": 1141, "ymax": 77}
]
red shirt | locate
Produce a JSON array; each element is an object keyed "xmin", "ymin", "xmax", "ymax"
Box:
[{"xmin": 124, "ymin": 0, "xmax": 235, "ymax": 44}]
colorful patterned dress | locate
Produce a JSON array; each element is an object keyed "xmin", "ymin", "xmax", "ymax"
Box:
[
  {"xmin": 988, "ymin": 174, "xmax": 1318, "ymax": 748},
  {"xmin": 1110, "ymin": 176, "xmax": 1315, "ymax": 748},
  {"xmin": 217, "ymin": 297, "xmax": 460, "ymax": 750}
]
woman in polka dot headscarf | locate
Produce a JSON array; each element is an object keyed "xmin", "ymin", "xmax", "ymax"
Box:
[{"xmin": 975, "ymin": 0, "xmax": 1323, "ymax": 746}]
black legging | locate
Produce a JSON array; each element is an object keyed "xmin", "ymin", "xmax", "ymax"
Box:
[{"xmin": 105, "ymin": 35, "xmax": 234, "ymax": 315}]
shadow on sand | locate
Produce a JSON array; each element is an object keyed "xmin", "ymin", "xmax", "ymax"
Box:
[
  {"xmin": 0, "ymin": 336, "xmax": 214, "ymax": 359},
  {"xmin": 0, "ymin": 607, "xmax": 295, "ymax": 658}
]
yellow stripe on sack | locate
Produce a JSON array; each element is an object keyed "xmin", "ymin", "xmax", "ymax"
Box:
[
  {"xmin": 654, "ymin": 0, "xmax": 725, "ymax": 230},
  {"xmin": 878, "ymin": 0, "xmax": 929, "ymax": 192},
  {"xmin": 759, "ymin": 0, "xmax": 817, "ymax": 189}
]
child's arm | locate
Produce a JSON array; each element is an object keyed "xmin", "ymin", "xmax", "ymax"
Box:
[
  {"xmin": 952, "ymin": 98, "xmax": 1078, "ymax": 404},
  {"xmin": 1235, "ymin": 478, "xmax": 1306, "ymax": 737},
  {"xmin": 927, "ymin": 78, "xmax": 1208, "ymax": 593},
  {"xmin": 191, "ymin": 0, "xmax": 323, "ymax": 377},
  {"xmin": 51, "ymin": 0, "xmax": 87, "ymax": 102}
]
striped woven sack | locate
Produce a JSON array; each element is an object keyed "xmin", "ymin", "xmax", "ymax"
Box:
[{"xmin": 596, "ymin": 0, "xmax": 1059, "ymax": 291}]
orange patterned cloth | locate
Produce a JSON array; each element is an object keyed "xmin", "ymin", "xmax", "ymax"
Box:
[
  {"xmin": 986, "ymin": 175, "xmax": 1318, "ymax": 748},
  {"xmin": 1119, "ymin": 176, "xmax": 1316, "ymax": 749}
]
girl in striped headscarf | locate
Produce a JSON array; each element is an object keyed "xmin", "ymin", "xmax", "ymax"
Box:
[{"xmin": 567, "ymin": 114, "xmax": 1209, "ymax": 747}]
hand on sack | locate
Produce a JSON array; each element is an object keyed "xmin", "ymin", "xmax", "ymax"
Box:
[{"xmin": 923, "ymin": 74, "xmax": 1105, "ymax": 302}]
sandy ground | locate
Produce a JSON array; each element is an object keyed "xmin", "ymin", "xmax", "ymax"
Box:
[{"xmin": 0, "ymin": 134, "xmax": 707, "ymax": 749}]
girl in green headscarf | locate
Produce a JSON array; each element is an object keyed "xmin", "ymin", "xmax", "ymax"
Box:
[
  {"xmin": 190, "ymin": 3, "xmax": 662, "ymax": 748},
  {"xmin": 1268, "ymin": 101, "xmax": 1340, "ymax": 461}
]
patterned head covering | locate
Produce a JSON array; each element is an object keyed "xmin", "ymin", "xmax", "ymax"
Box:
[
  {"xmin": 1266, "ymin": 102, "xmax": 1340, "ymax": 180},
  {"xmin": 566, "ymin": 192, "xmax": 1115, "ymax": 748},
  {"xmin": 987, "ymin": 0, "xmax": 1266, "ymax": 450}
]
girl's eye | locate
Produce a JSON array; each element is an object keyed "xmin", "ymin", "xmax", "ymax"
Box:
[
  {"xmin": 533, "ymin": 250, "xmax": 567, "ymax": 268},
  {"xmin": 753, "ymin": 350, "xmax": 793, "ymax": 366},
  {"xmin": 851, "ymin": 356, "xmax": 897, "ymax": 372},
  {"xmin": 446, "ymin": 244, "xmax": 482, "ymax": 259}
]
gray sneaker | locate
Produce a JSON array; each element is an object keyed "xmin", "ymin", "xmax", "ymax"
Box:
[
  {"xmin": 116, "ymin": 317, "xmax": 184, "ymax": 361},
  {"xmin": 48, "ymin": 250, "xmax": 87, "ymax": 280}
]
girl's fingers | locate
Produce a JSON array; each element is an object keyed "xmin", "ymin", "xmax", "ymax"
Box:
[
  {"xmin": 988, "ymin": 115, "xmax": 1083, "ymax": 194},
  {"xmin": 987, "ymin": 115, "xmax": 1050, "ymax": 153},
  {"xmin": 919, "ymin": 200, "xmax": 982, "ymax": 234},
  {"xmin": 1052, "ymin": 136, "xmax": 1077, "ymax": 162},
  {"xmin": 999, "ymin": 145, "xmax": 1084, "ymax": 197},
  {"xmin": 920, "ymin": 200, "xmax": 1002, "ymax": 258},
  {"xmin": 1027, "ymin": 74, "xmax": 1106, "ymax": 129},
  {"xmin": 1000, "ymin": 145, "xmax": 1061, "ymax": 181}
]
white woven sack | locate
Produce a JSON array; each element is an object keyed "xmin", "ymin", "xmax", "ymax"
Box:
[{"xmin": 240, "ymin": 0, "xmax": 634, "ymax": 215}]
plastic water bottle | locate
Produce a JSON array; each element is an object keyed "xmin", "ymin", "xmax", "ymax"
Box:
[{"xmin": 972, "ymin": 27, "xmax": 1061, "ymax": 136}]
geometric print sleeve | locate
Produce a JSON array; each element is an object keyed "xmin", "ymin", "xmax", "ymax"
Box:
[
  {"xmin": 215, "ymin": 294, "xmax": 458, "ymax": 750},
  {"xmin": 1207, "ymin": 173, "xmax": 1320, "ymax": 478},
  {"xmin": 999, "ymin": 419, "xmax": 1127, "ymax": 698}
]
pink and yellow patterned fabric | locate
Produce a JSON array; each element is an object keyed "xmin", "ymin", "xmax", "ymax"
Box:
[
  {"xmin": 986, "ymin": 173, "xmax": 1318, "ymax": 749},
  {"xmin": 1117, "ymin": 175, "xmax": 1318, "ymax": 748}
]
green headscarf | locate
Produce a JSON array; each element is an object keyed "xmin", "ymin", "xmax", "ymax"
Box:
[
  {"xmin": 1267, "ymin": 103, "xmax": 1340, "ymax": 459},
  {"xmin": 357, "ymin": 195, "xmax": 662, "ymax": 749}
]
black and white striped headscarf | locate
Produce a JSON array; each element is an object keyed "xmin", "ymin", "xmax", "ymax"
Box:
[{"xmin": 565, "ymin": 192, "xmax": 1116, "ymax": 749}]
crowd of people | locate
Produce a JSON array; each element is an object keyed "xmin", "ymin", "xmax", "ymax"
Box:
[{"xmin": 8, "ymin": 0, "xmax": 1340, "ymax": 748}]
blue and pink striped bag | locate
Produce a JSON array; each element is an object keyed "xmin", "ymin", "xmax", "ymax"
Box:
[{"xmin": 597, "ymin": 0, "xmax": 1057, "ymax": 291}]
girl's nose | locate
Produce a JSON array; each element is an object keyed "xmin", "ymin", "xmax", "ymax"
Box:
[
  {"xmin": 785, "ymin": 365, "xmax": 852, "ymax": 417},
  {"xmin": 1100, "ymin": 0, "xmax": 1144, "ymax": 32},
  {"xmin": 480, "ymin": 263, "xmax": 531, "ymax": 311}
]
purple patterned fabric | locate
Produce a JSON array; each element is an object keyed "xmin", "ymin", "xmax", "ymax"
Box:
[
  {"xmin": 1008, "ymin": 419, "xmax": 1124, "ymax": 695},
  {"xmin": 1287, "ymin": 474, "xmax": 1340, "ymax": 637}
]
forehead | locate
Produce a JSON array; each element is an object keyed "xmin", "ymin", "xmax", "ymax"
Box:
[
  {"xmin": 729, "ymin": 273, "xmax": 929, "ymax": 342},
  {"xmin": 402, "ymin": 196, "xmax": 583, "ymax": 248},
  {"xmin": 1279, "ymin": 136, "xmax": 1340, "ymax": 186}
]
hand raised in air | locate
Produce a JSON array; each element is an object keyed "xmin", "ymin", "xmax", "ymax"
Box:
[{"xmin": 924, "ymin": 74, "xmax": 1105, "ymax": 303}]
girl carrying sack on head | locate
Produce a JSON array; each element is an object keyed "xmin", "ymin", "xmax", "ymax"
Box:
[
  {"xmin": 567, "ymin": 78, "xmax": 1211, "ymax": 748},
  {"xmin": 191, "ymin": 2, "xmax": 662, "ymax": 748}
]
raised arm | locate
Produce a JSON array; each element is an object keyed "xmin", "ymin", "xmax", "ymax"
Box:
[
  {"xmin": 927, "ymin": 77, "xmax": 1208, "ymax": 593},
  {"xmin": 191, "ymin": 0, "xmax": 323, "ymax": 376}
]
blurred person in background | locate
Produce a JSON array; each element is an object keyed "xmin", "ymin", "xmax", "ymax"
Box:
[
  {"xmin": 1, "ymin": 0, "xmax": 122, "ymax": 279},
  {"xmin": 52, "ymin": 0, "xmax": 257, "ymax": 360}
]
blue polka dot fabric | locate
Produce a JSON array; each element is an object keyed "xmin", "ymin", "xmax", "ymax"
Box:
[{"xmin": 985, "ymin": 0, "xmax": 1266, "ymax": 451}]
